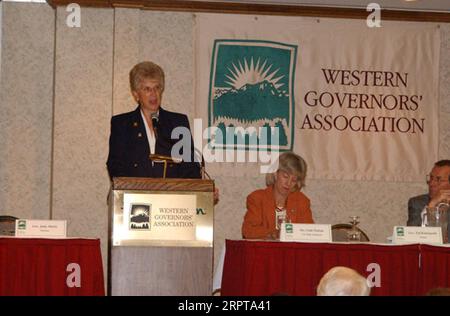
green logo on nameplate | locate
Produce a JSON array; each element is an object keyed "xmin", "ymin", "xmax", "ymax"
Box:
[
  {"xmin": 286, "ymin": 223, "xmax": 293, "ymax": 234},
  {"xmin": 17, "ymin": 220, "xmax": 26, "ymax": 230},
  {"xmin": 396, "ymin": 227, "xmax": 404, "ymax": 236}
]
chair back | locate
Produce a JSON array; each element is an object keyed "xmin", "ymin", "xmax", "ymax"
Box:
[
  {"xmin": 331, "ymin": 223, "xmax": 370, "ymax": 242},
  {"xmin": 0, "ymin": 215, "xmax": 18, "ymax": 236}
]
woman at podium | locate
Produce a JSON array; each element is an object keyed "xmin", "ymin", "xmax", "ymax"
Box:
[
  {"xmin": 242, "ymin": 151, "xmax": 314, "ymax": 239},
  {"xmin": 106, "ymin": 61, "xmax": 201, "ymax": 179}
]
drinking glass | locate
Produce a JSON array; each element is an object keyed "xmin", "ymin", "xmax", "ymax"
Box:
[
  {"xmin": 423, "ymin": 202, "xmax": 449, "ymax": 243},
  {"xmin": 347, "ymin": 216, "xmax": 361, "ymax": 242},
  {"xmin": 275, "ymin": 207, "xmax": 286, "ymax": 240}
]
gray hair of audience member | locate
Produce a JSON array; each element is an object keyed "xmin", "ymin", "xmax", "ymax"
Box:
[
  {"xmin": 265, "ymin": 152, "xmax": 307, "ymax": 191},
  {"xmin": 129, "ymin": 61, "xmax": 165, "ymax": 92},
  {"xmin": 317, "ymin": 266, "xmax": 371, "ymax": 296}
]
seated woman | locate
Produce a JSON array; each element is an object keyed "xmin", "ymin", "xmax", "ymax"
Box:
[{"xmin": 242, "ymin": 152, "xmax": 314, "ymax": 239}]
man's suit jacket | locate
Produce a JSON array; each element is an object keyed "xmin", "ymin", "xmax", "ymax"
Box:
[
  {"xmin": 106, "ymin": 106, "xmax": 201, "ymax": 179},
  {"xmin": 407, "ymin": 194, "xmax": 429, "ymax": 227},
  {"xmin": 408, "ymin": 193, "xmax": 450, "ymax": 240}
]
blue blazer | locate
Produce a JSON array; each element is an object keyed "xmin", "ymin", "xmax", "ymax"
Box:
[{"xmin": 107, "ymin": 106, "xmax": 201, "ymax": 179}]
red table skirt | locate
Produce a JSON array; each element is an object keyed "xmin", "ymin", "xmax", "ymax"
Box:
[
  {"xmin": 419, "ymin": 244, "xmax": 450, "ymax": 293},
  {"xmin": 0, "ymin": 238, "xmax": 105, "ymax": 296},
  {"xmin": 222, "ymin": 240, "xmax": 450, "ymax": 296}
]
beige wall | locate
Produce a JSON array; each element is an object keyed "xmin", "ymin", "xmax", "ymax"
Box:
[
  {"xmin": 52, "ymin": 6, "xmax": 113, "ymax": 272},
  {"xmin": 1, "ymin": 2, "xmax": 449, "ymax": 288},
  {"xmin": 0, "ymin": 3, "xmax": 54, "ymax": 220}
]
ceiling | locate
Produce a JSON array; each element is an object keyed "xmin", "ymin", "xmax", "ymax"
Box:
[
  {"xmin": 200, "ymin": 0, "xmax": 450, "ymax": 13},
  {"xmin": 6, "ymin": 0, "xmax": 450, "ymax": 14}
]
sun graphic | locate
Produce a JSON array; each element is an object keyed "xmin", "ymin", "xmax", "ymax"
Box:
[
  {"xmin": 133, "ymin": 208, "xmax": 148, "ymax": 216},
  {"xmin": 224, "ymin": 57, "xmax": 285, "ymax": 90}
]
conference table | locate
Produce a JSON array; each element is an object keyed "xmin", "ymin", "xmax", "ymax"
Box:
[
  {"xmin": 221, "ymin": 240, "xmax": 450, "ymax": 296},
  {"xmin": 0, "ymin": 237, "xmax": 105, "ymax": 296}
]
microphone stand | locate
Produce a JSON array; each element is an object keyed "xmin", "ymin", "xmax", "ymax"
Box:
[{"xmin": 194, "ymin": 147, "xmax": 211, "ymax": 180}]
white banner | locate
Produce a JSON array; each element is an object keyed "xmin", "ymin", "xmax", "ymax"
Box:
[{"xmin": 195, "ymin": 14, "xmax": 440, "ymax": 181}]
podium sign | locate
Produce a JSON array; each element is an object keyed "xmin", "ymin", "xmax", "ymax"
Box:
[
  {"xmin": 112, "ymin": 190, "xmax": 213, "ymax": 247},
  {"xmin": 110, "ymin": 178, "xmax": 214, "ymax": 247}
]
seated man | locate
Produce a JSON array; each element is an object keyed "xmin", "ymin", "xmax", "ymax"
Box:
[
  {"xmin": 317, "ymin": 266, "xmax": 370, "ymax": 296},
  {"xmin": 407, "ymin": 160, "xmax": 450, "ymax": 236}
]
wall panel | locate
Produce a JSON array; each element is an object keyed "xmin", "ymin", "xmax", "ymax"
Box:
[
  {"xmin": 0, "ymin": 3, "xmax": 54, "ymax": 219},
  {"xmin": 52, "ymin": 6, "xmax": 113, "ymax": 269},
  {"xmin": 113, "ymin": 8, "xmax": 140, "ymax": 115}
]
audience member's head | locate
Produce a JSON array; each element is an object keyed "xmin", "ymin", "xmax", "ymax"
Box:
[
  {"xmin": 317, "ymin": 266, "xmax": 370, "ymax": 296},
  {"xmin": 426, "ymin": 287, "xmax": 450, "ymax": 296}
]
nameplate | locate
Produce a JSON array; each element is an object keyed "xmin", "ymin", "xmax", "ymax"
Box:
[
  {"xmin": 280, "ymin": 223, "xmax": 332, "ymax": 243},
  {"xmin": 15, "ymin": 219, "xmax": 67, "ymax": 238},
  {"xmin": 392, "ymin": 226, "xmax": 442, "ymax": 244}
]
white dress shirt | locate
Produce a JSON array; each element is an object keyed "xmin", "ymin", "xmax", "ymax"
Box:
[{"xmin": 140, "ymin": 109, "xmax": 156, "ymax": 154}]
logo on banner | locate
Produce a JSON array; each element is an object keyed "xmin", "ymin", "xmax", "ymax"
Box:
[
  {"xmin": 208, "ymin": 39, "xmax": 297, "ymax": 151},
  {"xmin": 129, "ymin": 204, "xmax": 151, "ymax": 230}
]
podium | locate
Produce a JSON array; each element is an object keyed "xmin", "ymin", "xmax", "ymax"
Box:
[{"xmin": 108, "ymin": 177, "xmax": 214, "ymax": 296}]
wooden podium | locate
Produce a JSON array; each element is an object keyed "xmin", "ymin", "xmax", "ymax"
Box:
[{"xmin": 108, "ymin": 177, "xmax": 214, "ymax": 296}]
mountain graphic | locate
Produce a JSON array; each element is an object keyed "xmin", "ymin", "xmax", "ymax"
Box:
[
  {"xmin": 213, "ymin": 80, "xmax": 289, "ymax": 123},
  {"xmin": 130, "ymin": 213, "xmax": 149, "ymax": 223},
  {"xmin": 214, "ymin": 120, "xmax": 288, "ymax": 146}
]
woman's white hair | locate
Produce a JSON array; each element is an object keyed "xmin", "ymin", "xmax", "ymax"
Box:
[
  {"xmin": 317, "ymin": 266, "xmax": 371, "ymax": 296},
  {"xmin": 129, "ymin": 61, "xmax": 165, "ymax": 92}
]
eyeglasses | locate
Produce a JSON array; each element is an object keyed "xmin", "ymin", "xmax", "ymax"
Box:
[
  {"xmin": 426, "ymin": 174, "xmax": 449, "ymax": 184},
  {"xmin": 140, "ymin": 85, "xmax": 162, "ymax": 94}
]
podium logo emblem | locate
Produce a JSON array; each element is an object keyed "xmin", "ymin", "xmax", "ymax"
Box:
[
  {"xmin": 208, "ymin": 39, "xmax": 297, "ymax": 151},
  {"xmin": 129, "ymin": 204, "xmax": 151, "ymax": 230}
]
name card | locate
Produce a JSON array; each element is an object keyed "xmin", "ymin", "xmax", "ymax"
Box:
[
  {"xmin": 15, "ymin": 219, "xmax": 67, "ymax": 238},
  {"xmin": 392, "ymin": 226, "xmax": 442, "ymax": 244},
  {"xmin": 280, "ymin": 223, "xmax": 332, "ymax": 243}
]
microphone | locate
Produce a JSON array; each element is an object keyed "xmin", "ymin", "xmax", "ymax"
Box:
[
  {"xmin": 151, "ymin": 112, "xmax": 159, "ymax": 138},
  {"xmin": 151, "ymin": 112, "xmax": 172, "ymax": 151}
]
